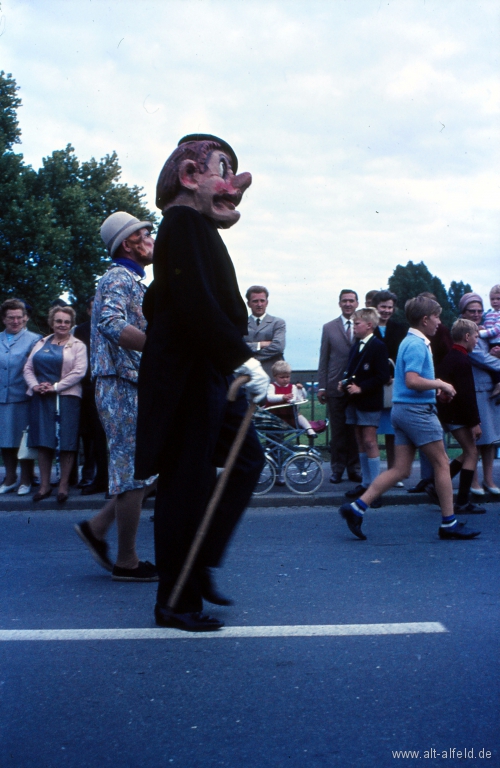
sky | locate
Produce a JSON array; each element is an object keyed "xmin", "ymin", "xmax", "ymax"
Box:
[{"xmin": 1, "ymin": 0, "xmax": 499, "ymax": 368}]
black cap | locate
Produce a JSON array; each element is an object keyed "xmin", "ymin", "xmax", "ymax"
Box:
[{"xmin": 177, "ymin": 134, "xmax": 238, "ymax": 173}]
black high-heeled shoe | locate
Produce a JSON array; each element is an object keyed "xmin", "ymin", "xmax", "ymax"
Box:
[{"xmin": 33, "ymin": 488, "xmax": 53, "ymax": 502}]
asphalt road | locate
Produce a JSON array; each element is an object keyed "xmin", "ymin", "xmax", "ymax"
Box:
[{"xmin": 1, "ymin": 502, "xmax": 499, "ymax": 768}]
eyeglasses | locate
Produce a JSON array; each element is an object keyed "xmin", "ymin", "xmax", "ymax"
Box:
[{"xmin": 127, "ymin": 232, "xmax": 153, "ymax": 245}]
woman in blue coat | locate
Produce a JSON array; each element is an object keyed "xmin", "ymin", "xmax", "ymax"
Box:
[{"xmin": 0, "ymin": 299, "xmax": 41, "ymax": 495}]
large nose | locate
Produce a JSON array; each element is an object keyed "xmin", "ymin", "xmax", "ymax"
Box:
[{"xmin": 233, "ymin": 171, "xmax": 252, "ymax": 194}]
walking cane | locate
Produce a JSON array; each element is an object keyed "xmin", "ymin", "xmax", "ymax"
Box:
[
  {"xmin": 54, "ymin": 392, "xmax": 61, "ymax": 483},
  {"xmin": 167, "ymin": 375, "xmax": 254, "ymax": 611}
]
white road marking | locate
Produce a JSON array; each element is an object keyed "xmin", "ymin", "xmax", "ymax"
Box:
[{"xmin": 0, "ymin": 622, "xmax": 447, "ymax": 641}]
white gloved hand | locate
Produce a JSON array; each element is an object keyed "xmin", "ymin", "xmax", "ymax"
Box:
[{"xmin": 234, "ymin": 357, "xmax": 270, "ymax": 403}]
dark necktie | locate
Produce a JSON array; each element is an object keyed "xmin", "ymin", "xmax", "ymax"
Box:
[
  {"xmin": 256, "ymin": 318, "xmax": 261, "ymax": 326},
  {"xmin": 346, "ymin": 320, "xmax": 352, "ymax": 342}
]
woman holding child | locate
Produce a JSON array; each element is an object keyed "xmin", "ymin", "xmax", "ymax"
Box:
[{"xmin": 459, "ymin": 292, "xmax": 500, "ymax": 495}]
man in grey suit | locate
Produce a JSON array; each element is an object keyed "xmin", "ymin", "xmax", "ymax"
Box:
[
  {"xmin": 317, "ymin": 289, "xmax": 361, "ymax": 484},
  {"xmin": 244, "ymin": 285, "xmax": 286, "ymax": 377}
]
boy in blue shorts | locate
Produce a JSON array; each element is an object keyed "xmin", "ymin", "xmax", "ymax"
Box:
[
  {"xmin": 341, "ymin": 308, "xmax": 390, "ymax": 503},
  {"xmin": 339, "ymin": 295, "xmax": 480, "ymax": 541}
]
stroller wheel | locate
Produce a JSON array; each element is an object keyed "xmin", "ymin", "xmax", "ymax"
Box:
[
  {"xmin": 283, "ymin": 453, "xmax": 323, "ymax": 495},
  {"xmin": 253, "ymin": 456, "xmax": 276, "ymax": 495}
]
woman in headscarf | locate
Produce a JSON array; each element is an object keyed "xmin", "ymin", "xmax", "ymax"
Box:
[{"xmin": 459, "ymin": 292, "xmax": 500, "ymax": 495}]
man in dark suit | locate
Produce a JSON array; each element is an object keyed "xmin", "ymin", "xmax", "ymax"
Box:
[
  {"xmin": 136, "ymin": 134, "xmax": 268, "ymax": 632},
  {"xmin": 73, "ymin": 297, "xmax": 109, "ymax": 495},
  {"xmin": 244, "ymin": 286, "xmax": 286, "ymax": 377},
  {"xmin": 317, "ymin": 289, "xmax": 362, "ymax": 484}
]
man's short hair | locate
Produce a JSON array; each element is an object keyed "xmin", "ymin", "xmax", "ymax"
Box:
[
  {"xmin": 246, "ymin": 285, "xmax": 269, "ymax": 300},
  {"xmin": 451, "ymin": 318, "xmax": 478, "ymax": 342},
  {"xmin": 1, "ymin": 298, "xmax": 27, "ymax": 319},
  {"xmin": 353, "ymin": 308, "xmax": 380, "ymax": 328},
  {"xmin": 405, "ymin": 296, "xmax": 441, "ymax": 327},
  {"xmin": 372, "ymin": 290, "xmax": 398, "ymax": 307},
  {"xmin": 272, "ymin": 360, "xmax": 291, "ymax": 377},
  {"xmin": 339, "ymin": 289, "xmax": 358, "ymax": 301},
  {"xmin": 156, "ymin": 138, "xmax": 229, "ymax": 211},
  {"xmin": 365, "ymin": 290, "xmax": 379, "ymax": 307}
]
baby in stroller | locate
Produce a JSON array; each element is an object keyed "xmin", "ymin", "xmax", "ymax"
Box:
[{"xmin": 265, "ymin": 361, "xmax": 323, "ymax": 437}]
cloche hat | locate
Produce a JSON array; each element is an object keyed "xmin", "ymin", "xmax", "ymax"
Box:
[{"xmin": 101, "ymin": 212, "xmax": 153, "ymax": 258}]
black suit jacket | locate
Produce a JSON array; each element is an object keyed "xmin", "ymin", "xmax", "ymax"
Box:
[
  {"xmin": 136, "ymin": 206, "xmax": 251, "ymax": 477},
  {"xmin": 344, "ymin": 335, "xmax": 390, "ymax": 411},
  {"xmin": 373, "ymin": 317, "xmax": 408, "ymax": 362}
]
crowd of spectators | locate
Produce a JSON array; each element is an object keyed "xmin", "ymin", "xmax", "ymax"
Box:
[{"xmin": 1, "ymin": 280, "xmax": 499, "ymax": 505}]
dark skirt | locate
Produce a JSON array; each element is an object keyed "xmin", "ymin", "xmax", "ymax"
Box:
[{"xmin": 28, "ymin": 394, "xmax": 81, "ymax": 451}]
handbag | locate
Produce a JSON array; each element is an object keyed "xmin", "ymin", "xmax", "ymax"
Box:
[
  {"xmin": 18, "ymin": 428, "xmax": 37, "ymax": 461},
  {"xmin": 383, "ymin": 359, "xmax": 395, "ymax": 409}
]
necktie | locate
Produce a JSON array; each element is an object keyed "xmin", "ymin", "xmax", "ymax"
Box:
[
  {"xmin": 256, "ymin": 318, "xmax": 261, "ymax": 326},
  {"xmin": 346, "ymin": 320, "xmax": 351, "ymax": 342}
]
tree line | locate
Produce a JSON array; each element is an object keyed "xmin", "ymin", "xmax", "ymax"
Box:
[
  {"xmin": 0, "ymin": 71, "xmax": 156, "ymax": 330},
  {"xmin": 1, "ymin": 71, "xmax": 472, "ymax": 332}
]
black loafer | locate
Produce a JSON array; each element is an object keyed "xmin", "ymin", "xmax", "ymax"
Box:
[
  {"xmin": 198, "ymin": 567, "xmax": 233, "ymax": 606},
  {"xmin": 111, "ymin": 560, "xmax": 159, "ymax": 581},
  {"xmin": 345, "ymin": 484, "xmax": 367, "ymax": 499},
  {"xmin": 74, "ymin": 521, "xmax": 113, "ymax": 572},
  {"xmin": 408, "ymin": 478, "xmax": 432, "ymax": 493},
  {"xmin": 339, "ymin": 503, "xmax": 367, "ymax": 540},
  {"xmin": 438, "ymin": 522, "xmax": 480, "ymax": 540},
  {"xmin": 347, "ymin": 472, "xmax": 362, "ymax": 484},
  {"xmin": 81, "ymin": 483, "xmax": 108, "ymax": 496},
  {"xmin": 154, "ymin": 605, "xmax": 224, "ymax": 632},
  {"xmin": 330, "ymin": 472, "xmax": 343, "ymax": 484}
]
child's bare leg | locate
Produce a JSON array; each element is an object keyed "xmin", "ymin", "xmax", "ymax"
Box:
[
  {"xmin": 359, "ymin": 443, "xmax": 415, "ymax": 506},
  {"xmin": 420, "ymin": 440, "xmax": 454, "ymax": 518},
  {"xmin": 480, "ymin": 444, "xmax": 498, "ymax": 489}
]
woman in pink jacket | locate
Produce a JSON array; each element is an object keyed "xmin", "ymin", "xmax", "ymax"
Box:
[{"xmin": 24, "ymin": 306, "xmax": 87, "ymax": 503}]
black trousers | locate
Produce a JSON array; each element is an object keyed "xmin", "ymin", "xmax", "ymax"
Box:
[
  {"xmin": 79, "ymin": 383, "xmax": 108, "ymax": 487},
  {"xmin": 154, "ymin": 383, "xmax": 265, "ymax": 612},
  {"xmin": 327, "ymin": 394, "xmax": 360, "ymax": 476}
]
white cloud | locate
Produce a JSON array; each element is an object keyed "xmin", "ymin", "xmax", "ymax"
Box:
[{"xmin": 1, "ymin": 0, "xmax": 499, "ymax": 367}]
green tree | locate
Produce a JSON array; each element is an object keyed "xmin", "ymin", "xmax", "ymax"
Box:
[
  {"xmin": 0, "ymin": 71, "xmax": 157, "ymax": 327},
  {"xmin": 0, "ymin": 71, "xmax": 68, "ymax": 331},
  {"xmin": 447, "ymin": 280, "xmax": 473, "ymax": 315},
  {"xmin": 35, "ymin": 145, "xmax": 156, "ymax": 321},
  {"xmin": 388, "ymin": 261, "xmax": 455, "ymax": 327}
]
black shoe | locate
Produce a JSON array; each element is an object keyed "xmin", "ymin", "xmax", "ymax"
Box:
[
  {"xmin": 339, "ymin": 503, "xmax": 366, "ymax": 540},
  {"xmin": 454, "ymin": 501, "xmax": 486, "ymax": 515},
  {"xmin": 438, "ymin": 522, "xmax": 480, "ymax": 540},
  {"xmin": 33, "ymin": 488, "xmax": 52, "ymax": 502},
  {"xmin": 370, "ymin": 497, "xmax": 383, "ymax": 509},
  {"xmin": 77, "ymin": 479, "xmax": 93, "ymax": 489},
  {"xmin": 57, "ymin": 492, "xmax": 68, "ymax": 504},
  {"xmin": 111, "ymin": 560, "xmax": 159, "ymax": 581},
  {"xmin": 330, "ymin": 472, "xmax": 343, "ymax": 484},
  {"xmin": 424, "ymin": 482, "xmax": 439, "ymax": 505},
  {"xmin": 81, "ymin": 482, "xmax": 108, "ymax": 496},
  {"xmin": 408, "ymin": 478, "xmax": 432, "ymax": 493},
  {"xmin": 347, "ymin": 471, "xmax": 362, "ymax": 484},
  {"xmin": 154, "ymin": 605, "xmax": 224, "ymax": 632},
  {"xmin": 198, "ymin": 567, "xmax": 233, "ymax": 606},
  {"xmin": 74, "ymin": 521, "xmax": 113, "ymax": 572},
  {"xmin": 345, "ymin": 484, "xmax": 366, "ymax": 499}
]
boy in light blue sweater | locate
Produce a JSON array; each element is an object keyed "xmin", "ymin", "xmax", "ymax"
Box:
[{"xmin": 339, "ymin": 295, "xmax": 480, "ymax": 542}]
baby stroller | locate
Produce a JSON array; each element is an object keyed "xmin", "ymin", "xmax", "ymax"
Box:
[{"xmin": 253, "ymin": 400, "xmax": 328, "ymax": 495}]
